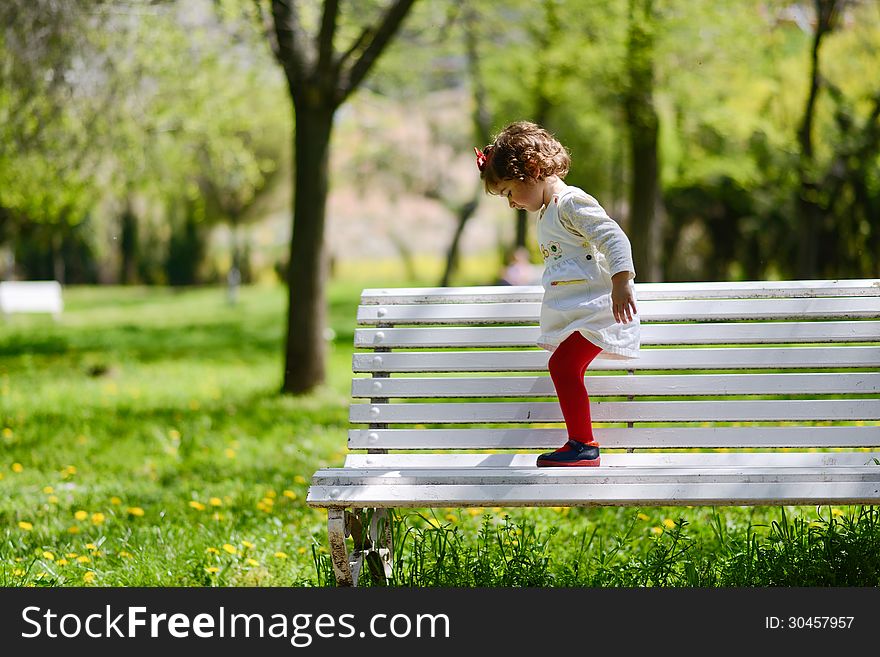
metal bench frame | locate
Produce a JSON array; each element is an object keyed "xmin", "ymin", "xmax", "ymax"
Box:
[{"xmin": 307, "ymin": 279, "xmax": 880, "ymax": 586}]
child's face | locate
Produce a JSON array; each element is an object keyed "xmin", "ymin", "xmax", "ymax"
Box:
[{"xmin": 491, "ymin": 178, "xmax": 546, "ymax": 213}]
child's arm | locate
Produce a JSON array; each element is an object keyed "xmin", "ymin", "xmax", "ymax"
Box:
[
  {"xmin": 611, "ymin": 271, "xmax": 637, "ymax": 324},
  {"xmin": 559, "ymin": 194, "xmax": 638, "ymax": 324}
]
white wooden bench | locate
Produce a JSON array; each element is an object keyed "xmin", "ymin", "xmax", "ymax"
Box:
[
  {"xmin": 0, "ymin": 280, "xmax": 63, "ymax": 319},
  {"xmin": 307, "ymin": 279, "xmax": 880, "ymax": 585}
]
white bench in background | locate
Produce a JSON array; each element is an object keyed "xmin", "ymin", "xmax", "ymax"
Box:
[
  {"xmin": 307, "ymin": 279, "xmax": 880, "ymax": 586},
  {"xmin": 0, "ymin": 280, "xmax": 64, "ymax": 319}
]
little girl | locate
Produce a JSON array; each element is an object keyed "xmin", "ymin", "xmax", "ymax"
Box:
[{"xmin": 476, "ymin": 121, "xmax": 640, "ymax": 467}]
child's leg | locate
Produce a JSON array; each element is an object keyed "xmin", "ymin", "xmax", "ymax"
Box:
[
  {"xmin": 548, "ymin": 332, "xmax": 603, "ymax": 442},
  {"xmin": 537, "ymin": 332, "xmax": 602, "ymax": 467}
]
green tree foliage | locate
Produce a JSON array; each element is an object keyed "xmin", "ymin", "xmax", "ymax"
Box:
[{"xmin": 0, "ymin": 0, "xmax": 290, "ymax": 284}]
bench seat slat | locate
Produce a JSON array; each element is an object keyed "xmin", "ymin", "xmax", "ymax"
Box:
[
  {"xmin": 355, "ymin": 321, "xmax": 880, "ymax": 348},
  {"xmin": 352, "ymin": 373, "xmax": 880, "ymax": 398},
  {"xmin": 348, "ymin": 426, "xmax": 880, "ymax": 449},
  {"xmin": 358, "ymin": 297, "xmax": 880, "ymax": 324},
  {"xmin": 307, "ymin": 481, "xmax": 880, "ymax": 508},
  {"xmin": 353, "ymin": 346, "xmax": 880, "ymax": 373},
  {"xmin": 343, "ymin": 452, "xmax": 880, "ymax": 468},
  {"xmin": 359, "ymin": 280, "xmax": 880, "ymax": 305},
  {"xmin": 314, "ymin": 465, "xmax": 880, "ymax": 485},
  {"xmin": 352, "ymin": 399, "xmax": 880, "ymax": 424}
]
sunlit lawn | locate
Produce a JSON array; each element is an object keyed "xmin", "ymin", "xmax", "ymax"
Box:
[{"xmin": 2, "ymin": 272, "xmax": 878, "ymax": 587}]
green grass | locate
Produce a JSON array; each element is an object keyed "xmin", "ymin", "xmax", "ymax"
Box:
[{"xmin": 2, "ymin": 280, "xmax": 878, "ymax": 587}]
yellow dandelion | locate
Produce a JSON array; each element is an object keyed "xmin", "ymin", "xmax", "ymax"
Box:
[
  {"xmin": 83, "ymin": 571, "xmax": 96, "ymax": 583},
  {"xmin": 127, "ymin": 507, "xmax": 145, "ymax": 517},
  {"xmin": 77, "ymin": 556, "xmax": 91, "ymax": 564},
  {"xmin": 118, "ymin": 551, "xmax": 133, "ymax": 559},
  {"xmin": 63, "ymin": 465, "xmax": 77, "ymax": 476},
  {"xmin": 65, "ymin": 553, "xmax": 78, "ymax": 559},
  {"xmin": 212, "ymin": 512, "xmax": 224, "ymax": 521},
  {"xmin": 831, "ymin": 509, "xmax": 845, "ymax": 518},
  {"xmin": 491, "ymin": 507, "xmax": 502, "ymax": 514},
  {"xmin": 274, "ymin": 552, "xmax": 288, "ymax": 559},
  {"xmin": 209, "ymin": 497, "xmax": 222, "ymax": 507},
  {"xmin": 67, "ymin": 526, "xmax": 80, "ymax": 534},
  {"xmin": 282, "ymin": 490, "xmax": 297, "ymax": 500},
  {"xmin": 663, "ymin": 518, "xmax": 676, "ymax": 529},
  {"xmin": 246, "ymin": 558, "xmax": 259, "ymax": 566},
  {"xmin": 468, "ymin": 508, "xmax": 482, "ymax": 516},
  {"xmin": 445, "ymin": 513, "xmax": 457, "ymax": 523},
  {"xmin": 222, "ymin": 544, "xmax": 237, "ymax": 555},
  {"xmin": 261, "ymin": 497, "xmax": 274, "ymax": 507},
  {"xmin": 242, "ymin": 541, "xmax": 255, "ymax": 549},
  {"xmin": 56, "ymin": 559, "xmax": 69, "ymax": 566},
  {"xmin": 91, "ymin": 512, "xmax": 106, "ymax": 525},
  {"xmin": 651, "ymin": 526, "xmax": 663, "ymax": 534},
  {"xmin": 43, "ymin": 486, "xmax": 54, "ymax": 494},
  {"xmin": 11, "ymin": 462, "xmax": 23, "ymax": 473},
  {"xmin": 42, "ymin": 551, "xmax": 55, "ymax": 560},
  {"xmin": 224, "ymin": 448, "xmax": 236, "ymax": 459},
  {"xmin": 637, "ymin": 513, "xmax": 650, "ymax": 521},
  {"xmin": 13, "ymin": 568, "xmax": 25, "ymax": 576},
  {"xmin": 110, "ymin": 497, "xmax": 122, "ymax": 505},
  {"xmin": 18, "ymin": 521, "xmax": 33, "ymax": 531},
  {"xmin": 189, "ymin": 501, "xmax": 206, "ymax": 511},
  {"xmin": 265, "ymin": 490, "xmax": 277, "ymax": 498},
  {"xmin": 85, "ymin": 543, "xmax": 97, "ymax": 550},
  {"xmin": 47, "ymin": 495, "xmax": 58, "ymax": 504},
  {"xmin": 74, "ymin": 510, "xmax": 88, "ymax": 521},
  {"xmin": 297, "ymin": 547, "xmax": 307, "ymax": 555},
  {"xmin": 2, "ymin": 427, "xmax": 12, "ymax": 439},
  {"xmin": 205, "ymin": 567, "xmax": 219, "ymax": 574},
  {"xmin": 206, "ymin": 547, "xmax": 220, "ymax": 554},
  {"xmin": 293, "ymin": 475, "xmax": 306, "ymax": 484}
]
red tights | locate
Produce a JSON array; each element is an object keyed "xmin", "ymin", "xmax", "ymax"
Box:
[{"xmin": 547, "ymin": 332, "xmax": 602, "ymax": 444}]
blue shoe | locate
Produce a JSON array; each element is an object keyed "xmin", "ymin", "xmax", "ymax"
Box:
[{"xmin": 536, "ymin": 439, "xmax": 600, "ymax": 467}]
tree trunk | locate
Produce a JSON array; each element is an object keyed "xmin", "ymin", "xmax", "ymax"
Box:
[
  {"xmin": 120, "ymin": 201, "xmax": 137, "ymax": 284},
  {"xmin": 436, "ymin": 3, "xmax": 491, "ymax": 286},
  {"xmin": 282, "ymin": 106, "xmax": 334, "ymax": 394},
  {"xmin": 439, "ymin": 196, "xmax": 478, "ymax": 287},
  {"xmin": 624, "ymin": 0, "xmax": 663, "ymax": 282},
  {"xmin": 796, "ymin": 0, "xmax": 840, "ymax": 278}
]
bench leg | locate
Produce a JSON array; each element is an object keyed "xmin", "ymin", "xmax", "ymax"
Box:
[
  {"xmin": 327, "ymin": 507, "xmax": 355, "ymax": 586},
  {"xmin": 367, "ymin": 508, "xmax": 393, "ymax": 583},
  {"xmin": 326, "ymin": 507, "xmax": 394, "ymax": 587}
]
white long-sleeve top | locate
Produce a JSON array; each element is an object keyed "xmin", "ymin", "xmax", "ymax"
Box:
[{"xmin": 535, "ymin": 185, "xmax": 640, "ymax": 358}]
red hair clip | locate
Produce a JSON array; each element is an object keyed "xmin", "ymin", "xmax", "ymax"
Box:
[{"xmin": 474, "ymin": 146, "xmax": 491, "ymax": 172}]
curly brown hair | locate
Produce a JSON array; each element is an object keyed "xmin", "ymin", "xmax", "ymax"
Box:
[{"xmin": 478, "ymin": 121, "xmax": 571, "ymax": 193}]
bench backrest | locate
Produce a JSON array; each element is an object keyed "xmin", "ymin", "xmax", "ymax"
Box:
[
  {"xmin": 0, "ymin": 281, "xmax": 63, "ymax": 317},
  {"xmin": 349, "ymin": 280, "xmax": 880, "ymax": 463}
]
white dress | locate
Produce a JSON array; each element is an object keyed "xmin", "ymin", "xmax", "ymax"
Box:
[{"xmin": 536, "ymin": 185, "xmax": 641, "ymax": 359}]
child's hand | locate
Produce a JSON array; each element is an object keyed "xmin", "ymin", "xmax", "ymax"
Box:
[{"xmin": 611, "ymin": 276, "xmax": 637, "ymax": 324}]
